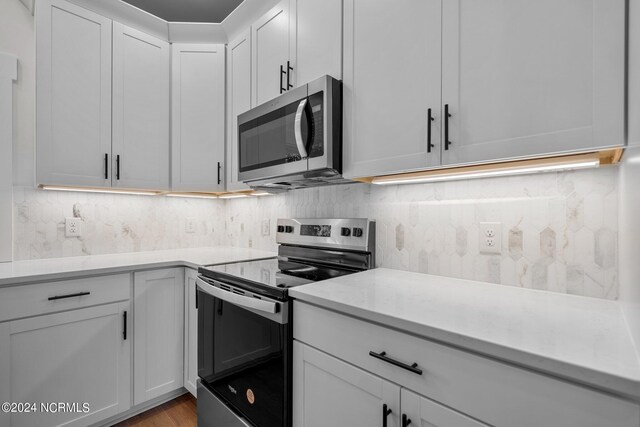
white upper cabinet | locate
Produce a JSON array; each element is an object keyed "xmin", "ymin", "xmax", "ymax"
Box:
[
  {"xmin": 252, "ymin": 1, "xmax": 293, "ymax": 106},
  {"xmin": 133, "ymin": 268, "xmax": 184, "ymax": 405},
  {"xmin": 292, "ymin": 0, "xmax": 343, "ymax": 84},
  {"xmin": 441, "ymin": 0, "xmax": 626, "ymax": 166},
  {"xmin": 226, "ymin": 30, "xmax": 252, "ymax": 192},
  {"xmin": 112, "ymin": 24, "xmax": 170, "ymax": 190},
  {"xmin": 36, "ymin": 0, "xmax": 113, "ymax": 187},
  {"xmin": 171, "ymin": 44, "xmax": 226, "ymax": 192},
  {"xmin": 343, "ymin": 0, "xmax": 442, "ymax": 179}
]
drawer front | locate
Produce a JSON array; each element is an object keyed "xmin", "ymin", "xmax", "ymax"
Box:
[
  {"xmin": 294, "ymin": 302, "xmax": 640, "ymax": 427},
  {"xmin": 0, "ymin": 274, "xmax": 131, "ymax": 322}
]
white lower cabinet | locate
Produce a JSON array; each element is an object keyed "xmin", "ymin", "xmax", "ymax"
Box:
[
  {"xmin": 0, "ymin": 302, "xmax": 131, "ymax": 427},
  {"xmin": 133, "ymin": 268, "xmax": 185, "ymax": 405},
  {"xmin": 183, "ymin": 268, "xmax": 199, "ymax": 397},
  {"xmin": 293, "ymin": 341, "xmax": 401, "ymax": 427}
]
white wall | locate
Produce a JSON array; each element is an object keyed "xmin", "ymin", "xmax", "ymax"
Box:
[{"xmin": 0, "ymin": 0, "xmax": 35, "ymax": 188}]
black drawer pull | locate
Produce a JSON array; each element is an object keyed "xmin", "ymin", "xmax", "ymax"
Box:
[
  {"xmin": 402, "ymin": 414, "xmax": 412, "ymax": 427},
  {"xmin": 444, "ymin": 104, "xmax": 452, "ymax": 150},
  {"xmin": 217, "ymin": 162, "xmax": 222, "ymax": 185},
  {"xmin": 383, "ymin": 403, "xmax": 392, "ymax": 427},
  {"xmin": 369, "ymin": 351, "xmax": 423, "ymax": 375},
  {"xmin": 286, "ymin": 60, "xmax": 293, "ymax": 89},
  {"xmin": 116, "ymin": 155, "xmax": 121, "ymax": 180},
  {"xmin": 280, "ymin": 65, "xmax": 286, "ymax": 94},
  {"xmin": 48, "ymin": 291, "xmax": 91, "ymax": 301},
  {"xmin": 427, "ymin": 108, "xmax": 435, "ymax": 153},
  {"xmin": 104, "ymin": 153, "xmax": 109, "ymax": 179},
  {"xmin": 123, "ymin": 310, "xmax": 127, "ymax": 340}
]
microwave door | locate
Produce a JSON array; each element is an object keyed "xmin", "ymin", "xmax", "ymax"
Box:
[{"xmin": 307, "ymin": 76, "xmax": 340, "ymax": 173}]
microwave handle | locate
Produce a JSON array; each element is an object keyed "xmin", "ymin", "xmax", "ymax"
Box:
[
  {"xmin": 196, "ymin": 278, "xmax": 278, "ymax": 314},
  {"xmin": 294, "ymin": 98, "xmax": 309, "ymax": 159}
]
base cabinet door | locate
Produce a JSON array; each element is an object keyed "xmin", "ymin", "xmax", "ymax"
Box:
[
  {"xmin": 0, "ymin": 303, "xmax": 131, "ymax": 427},
  {"xmin": 112, "ymin": 23, "xmax": 170, "ymax": 190},
  {"xmin": 134, "ymin": 268, "xmax": 184, "ymax": 405},
  {"xmin": 183, "ymin": 269, "xmax": 198, "ymax": 397},
  {"xmin": 36, "ymin": 0, "xmax": 113, "ymax": 188},
  {"xmin": 441, "ymin": 0, "xmax": 626, "ymax": 166},
  {"xmin": 401, "ymin": 389, "xmax": 487, "ymax": 427},
  {"xmin": 172, "ymin": 44, "xmax": 226, "ymax": 192},
  {"xmin": 293, "ymin": 341, "xmax": 400, "ymax": 427},
  {"xmin": 343, "ymin": 0, "xmax": 443, "ymax": 179}
]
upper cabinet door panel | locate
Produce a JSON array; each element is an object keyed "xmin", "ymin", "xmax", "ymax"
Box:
[
  {"xmin": 343, "ymin": 0, "xmax": 442, "ymax": 179},
  {"xmin": 172, "ymin": 44, "xmax": 226, "ymax": 192},
  {"xmin": 252, "ymin": 0, "xmax": 292, "ymax": 106},
  {"xmin": 112, "ymin": 24, "xmax": 170, "ymax": 190},
  {"xmin": 226, "ymin": 30, "xmax": 252, "ymax": 192},
  {"xmin": 36, "ymin": 0, "xmax": 112, "ymax": 187},
  {"xmin": 292, "ymin": 0, "xmax": 343, "ymax": 84},
  {"xmin": 442, "ymin": 0, "xmax": 626, "ymax": 166}
]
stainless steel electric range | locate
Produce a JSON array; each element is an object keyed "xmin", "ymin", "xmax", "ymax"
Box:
[{"xmin": 196, "ymin": 218, "xmax": 375, "ymax": 427}]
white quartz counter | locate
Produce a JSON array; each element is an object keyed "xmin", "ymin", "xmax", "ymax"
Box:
[
  {"xmin": 290, "ymin": 268, "xmax": 640, "ymax": 400},
  {"xmin": 0, "ymin": 247, "xmax": 277, "ymax": 286}
]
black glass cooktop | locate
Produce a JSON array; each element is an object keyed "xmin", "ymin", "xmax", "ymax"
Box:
[{"xmin": 199, "ymin": 258, "xmax": 358, "ymax": 300}]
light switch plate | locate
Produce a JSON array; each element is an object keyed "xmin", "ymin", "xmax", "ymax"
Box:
[
  {"xmin": 65, "ymin": 217, "xmax": 83, "ymax": 237},
  {"xmin": 479, "ymin": 222, "xmax": 502, "ymax": 254}
]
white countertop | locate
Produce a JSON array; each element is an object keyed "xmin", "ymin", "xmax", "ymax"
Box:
[
  {"xmin": 290, "ymin": 268, "xmax": 640, "ymax": 400},
  {"xmin": 0, "ymin": 247, "xmax": 277, "ymax": 286}
]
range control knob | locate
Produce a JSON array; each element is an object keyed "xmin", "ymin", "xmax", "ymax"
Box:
[
  {"xmin": 277, "ymin": 225, "xmax": 285, "ymax": 233},
  {"xmin": 352, "ymin": 227, "xmax": 363, "ymax": 237},
  {"xmin": 285, "ymin": 226, "xmax": 294, "ymax": 233},
  {"xmin": 340, "ymin": 227, "xmax": 351, "ymax": 237}
]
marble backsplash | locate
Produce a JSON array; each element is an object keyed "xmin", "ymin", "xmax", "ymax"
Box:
[
  {"xmin": 226, "ymin": 167, "xmax": 619, "ymax": 299},
  {"xmin": 12, "ymin": 166, "xmax": 619, "ymax": 299}
]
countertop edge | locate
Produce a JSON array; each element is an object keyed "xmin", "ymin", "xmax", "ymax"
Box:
[{"xmin": 290, "ymin": 290, "xmax": 640, "ymax": 402}]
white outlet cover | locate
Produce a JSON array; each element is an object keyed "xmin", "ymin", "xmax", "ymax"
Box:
[
  {"xmin": 65, "ymin": 217, "xmax": 83, "ymax": 237},
  {"xmin": 186, "ymin": 217, "xmax": 196, "ymax": 234},
  {"xmin": 261, "ymin": 219, "xmax": 270, "ymax": 237},
  {"xmin": 479, "ymin": 222, "xmax": 502, "ymax": 254}
]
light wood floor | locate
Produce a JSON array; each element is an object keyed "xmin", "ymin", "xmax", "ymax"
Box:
[{"xmin": 114, "ymin": 394, "xmax": 197, "ymax": 427}]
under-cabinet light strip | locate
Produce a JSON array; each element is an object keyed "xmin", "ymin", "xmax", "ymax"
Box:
[
  {"xmin": 371, "ymin": 157, "xmax": 600, "ymax": 186},
  {"xmin": 40, "ymin": 185, "xmax": 159, "ymax": 196}
]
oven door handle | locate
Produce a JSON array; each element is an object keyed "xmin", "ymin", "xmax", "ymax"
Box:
[
  {"xmin": 196, "ymin": 278, "xmax": 279, "ymax": 314},
  {"xmin": 294, "ymin": 98, "xmax": 309, "ymax": 159}
]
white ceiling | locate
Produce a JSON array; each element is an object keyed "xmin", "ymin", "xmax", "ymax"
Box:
[{"xmin": 122, "ymin": 0, "xmax": 244, "ymax": 23}]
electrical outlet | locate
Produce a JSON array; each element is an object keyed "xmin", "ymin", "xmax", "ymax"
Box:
[
  {"xmin": 261, "ymin": 219, "xmax": 270, "ymax": 237},
  {"xmin": 186, "ymin": 217, "xmax": 196, "ymax": 234},
  {"xmin": 479, "ymin": 222, "xmax": 502, "ymax": 254},
  {"xmin": 65, "ymin": 217, "xmax": 83, "ymax": 237}
]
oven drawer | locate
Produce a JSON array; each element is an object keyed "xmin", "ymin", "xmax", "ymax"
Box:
[
  {"xmin": 293, "ymin": 301, "xmax": 640, "ymax": 427},
  {"xmin": 0, "ymin": 274, "xmax": 131, "ymax": 322}
]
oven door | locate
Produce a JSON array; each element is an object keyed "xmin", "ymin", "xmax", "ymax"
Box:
[
  {"xmin": 238, "ymin": 84, "xmax": 311, "ymax": 182},
  {"xmin": 196, "ymin": 277, "xmax": 291, "ymax": 427}
]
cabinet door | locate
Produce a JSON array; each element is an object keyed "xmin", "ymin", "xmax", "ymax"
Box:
[
  {"xmin": 343, "ymin": 0, "xmax": 442, "ymax": 179},
  {"xmin": 183, "ymin": 268, "xmax": 198, "ymax": 397},
  {"xmin": 36, "ymin": 0, "xmax": 112, "ymax": 187},
  {"xmin": 134, "ymin": 268, "xmax": 184, "ymax": 405},
  {"xmin": 172, "ymin": 44, "xmax": 226, "ymax": 192},
  {"xmin": 442, "ymin": 0, "xmax": 626, "ymax": 166},
  {"xmin": 112, "ymin": 23, "xmax": 170, "ymax": 190},
  {"xmin": 292, "ymin": 0, "xmax": 343, "ymax": 84},
  {"xmin": 293, "ymin": 341, "xmax": 400, "ymax": 427},
  {"xmin": 401, "ymin": 389, "xmax": 487, "ymax": 427},
  {"xmin": 0, "ymin": 303, "xmax": 131, "ymax": 427},
  {"xmin": 225, "ymin": 31, "xmax": 251, "ymax": 192},
  {"xmin": 252, "ymin": 0, "xmax": 293, "ymax": 106}
]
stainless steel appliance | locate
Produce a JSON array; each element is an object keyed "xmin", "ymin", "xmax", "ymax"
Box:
[
  {"xmin": 237, "ymin": 76, "xmax": 347, "ymax": 191},
  {"xmin": 196, "ymin": 218, "xmax": 375, "ymax": 427}
]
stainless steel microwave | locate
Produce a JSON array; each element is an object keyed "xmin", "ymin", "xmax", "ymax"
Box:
[{"xmin": 237, "ymin": 75, "xmax": 344, "ymax": 190}]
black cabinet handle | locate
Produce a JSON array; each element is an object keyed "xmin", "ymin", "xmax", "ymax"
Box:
[
  {"xmin": 116, "ymin": 155, "xmax": 121, "ymax": 180},
  {"xmin": 104, "ymin": 153, "xmax": 109, "ymax": 179},
  {"xmin": 444, "ymin": 104, "xmax": 452, "ymax": 150},
  {"xmin": 123, "ymin": 311, "xmax": 127, "ymax": 340},
  {"xmin": 369, "ymin": 351, "xmax": 423, "ymax": 375},
  {"xmin": 195, "ymin": 287, "xmax": 198, "ymax": 309},
  {"xmin": 280, "ymin": 65, "xmax": 286, "ymax": 94},
  {"xmin": 217, "ymin": 162, "xmax": 222, "ymax": 185},
  {"xmin": 286, "ymin": 60, "xmax": 293, "ymax": 89},
  {"xmin": 48, "ymin": 291, "xmax": 90, "ymax": 301},
  {"xmin": 383, "ymin": 404, "xmax": 392, "ymax": 427},
  {"xmin": 427, "ymin": 108, "xmax": 435, "ymax": 153},
  {"xmin": 402, "ymin": 414, "xmax": 412, "ymax": 427}
]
